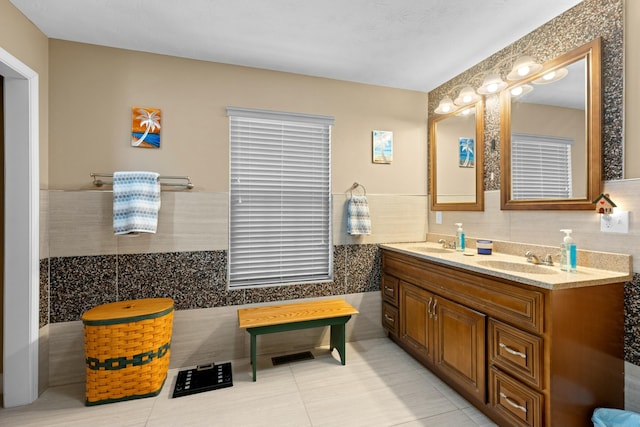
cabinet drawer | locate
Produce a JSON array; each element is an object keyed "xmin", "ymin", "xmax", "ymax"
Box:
[
  {"xmin": 382, "ymin": 302, "xmax": 399, "ymax": 335},
  {"xmin": 381, "ymin": 274, "xmax": 399, "ymax": 306},
  {"xmin": 489, "ymin": 319, "xmax": 542, "ymax": 389},
  {"xmin": 490, "ymin": 367, "xmax": 543, "ymax": 427}
]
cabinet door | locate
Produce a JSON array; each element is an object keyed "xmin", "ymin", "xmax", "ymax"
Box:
[
  {"xmin": 434, "ymin": 297, "xmax": 486, "ymax": 403},
  {"xmin": 400, "ymin": 281, "xmax": 434, "ymax": 362}
]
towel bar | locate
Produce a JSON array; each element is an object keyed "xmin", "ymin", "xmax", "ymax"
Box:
[{"xmin": 90, "ymin": 172, "xmax": 194, "ymax": 190}]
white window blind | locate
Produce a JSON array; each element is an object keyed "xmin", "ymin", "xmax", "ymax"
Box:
[
  {"xmin": 227, "ymin": 107, "xmax": 334, "ymax": 288},
  {"xmin": 511, "ymin": 133, "xmax": 573, "ymax": 200}
]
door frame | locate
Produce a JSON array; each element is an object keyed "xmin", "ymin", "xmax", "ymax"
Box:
[{"xmin": 0, "ymin": 47, "xmax": 40, "ymax": 408}]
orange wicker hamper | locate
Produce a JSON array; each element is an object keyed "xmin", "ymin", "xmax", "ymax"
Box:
[{"xmin": 81, "ymin": 298, "xmax": 174, "ymax": 406}]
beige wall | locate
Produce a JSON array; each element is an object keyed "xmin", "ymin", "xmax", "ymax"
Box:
[
  {"xmin": 625, "ymin": 0, "xmax": 640, "ymax": 178},
  {"xmin": 0, "ymin": 0, "xmax": 49, "ymax": 188},
  {"xmin": 48, "ymin": 40, "xmax": 428, "ymax": 195}
]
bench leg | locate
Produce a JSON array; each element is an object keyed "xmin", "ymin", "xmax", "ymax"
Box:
[
  {"xmin": 330, "ymin": 323, "xmax": 347, "ymax": 365},
  {"xmin": 250, "ymin": 333, "xmax": 257, "ymax": 381}
]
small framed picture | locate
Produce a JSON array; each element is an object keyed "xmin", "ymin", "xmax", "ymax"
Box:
[
  {"xmin": 131, "ymin": 106, "xmax": 161, "ymax": 148},
  {"xmin": 372, "ymin": 130, "xmax": 393, "ymax": 163},
  {"xmin": 459, "ymin": 137, "xmax": 474, "ymax": 167}
]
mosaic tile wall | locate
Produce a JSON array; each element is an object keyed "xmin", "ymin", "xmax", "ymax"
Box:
[
  {"xmin": 45, "ymin": 244, "xmax": 381, "ymax": 323},
  {"xmin": 625, "ymin": 273, "xmax": 640, "ymax": 365},
  {"xmin": 428, "ymin": 0, "xmax": 624, "ymax": 187}
]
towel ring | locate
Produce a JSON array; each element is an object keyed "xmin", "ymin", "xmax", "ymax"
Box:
[{"xmin": 348, "ymin": 182, "xmax": 366, "ymax": 198}]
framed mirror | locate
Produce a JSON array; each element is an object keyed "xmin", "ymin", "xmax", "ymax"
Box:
[
  {"xmin": 430, "ymin": 100, "xmax": 484, "ymax": 211},
  {"xmin": 500, "ymin": 38, "xmax": 601, "ymax": 210}
]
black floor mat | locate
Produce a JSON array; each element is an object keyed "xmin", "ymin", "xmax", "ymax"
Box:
[{"xmin": 271, "ymin": 351, "xmax": 315, "ymax": 366}]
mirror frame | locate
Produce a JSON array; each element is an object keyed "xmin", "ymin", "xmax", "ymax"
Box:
[
  {"xmin": 430, "ymin": 100, "xmax": 485, "ymax": 211},
  {"xmin": 500, "ymin": 37, "xmax": 602, "ymax": 210}
]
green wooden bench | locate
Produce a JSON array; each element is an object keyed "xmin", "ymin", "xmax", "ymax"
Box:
[{"xmin": 237, "ymin": 299, "xmax": 359, "ymax": 381}]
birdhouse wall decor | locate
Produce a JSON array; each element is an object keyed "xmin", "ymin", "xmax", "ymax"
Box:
[{"xmin": 593, "ymin": 193, "xmax": 616, "ymax": 214}]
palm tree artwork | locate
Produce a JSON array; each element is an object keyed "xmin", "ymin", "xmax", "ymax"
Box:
[
  {"xmin": 459, "ymin": 137, "xmax": 474, "ymax": 168},
  {"xmin": 131, "ymin": 107, "xmax": 161, "ymax": 148}
]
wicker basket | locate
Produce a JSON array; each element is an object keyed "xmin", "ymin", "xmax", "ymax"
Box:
[{"xmin": 81, "ymin": 298, "xmax": 174, "ymax": 406}]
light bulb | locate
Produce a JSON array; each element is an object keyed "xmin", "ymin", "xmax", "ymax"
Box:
[
  {"xmin": 463, "ymin": 94, "xmax": 472, "ymax": 103},
  {"xmin": 518, "ymin": 65, "xmax": 530, "ymax": 76},
  {"xmin": 543, "ymin": 71, "xmax": 556, "ymax": 81},
  {"xmin": 487, "ymin": 83, "xmax": 498, "ymax": 93},
  {"xmin": 511, "ymin": 86, "xmax": 523, "ymax": 96},
  {"xmin": 442, "ymin": 105, "xmax": 451, "ymax": 113}
]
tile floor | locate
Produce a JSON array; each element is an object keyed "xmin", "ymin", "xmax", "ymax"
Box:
[{"xmin": 0, "ymin": 338, "xmax": 497, "ymax": 426}]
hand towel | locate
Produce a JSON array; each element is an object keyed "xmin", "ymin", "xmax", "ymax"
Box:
[
  {"xmin": 347, "ymin": 195, "xmax": 371, "ymax": 235},
  {"xmin": 113, "ymin": 171, "xmax": 161, "ymax": 235}
]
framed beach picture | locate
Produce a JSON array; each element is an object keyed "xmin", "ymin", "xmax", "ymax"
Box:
[
  {"xmin": 131, "ymin": 106, "xmax": 161, "ymax": 148},
  {"xmin": 372, "ymin": 130, "xmax": 393, "ymax": 163},
  {"xmin": 459, "ymin": 137, "xmax": 474, "ymax": 167}
]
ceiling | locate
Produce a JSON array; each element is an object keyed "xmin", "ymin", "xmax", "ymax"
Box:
[{"xmin": 10, "ymin": 0, "xmax": 584, "ymax": 92}]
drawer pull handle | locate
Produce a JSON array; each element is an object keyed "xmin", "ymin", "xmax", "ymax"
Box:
[
  {"xmin": 499, "ymin": 342, "xmax": 527, "ymax": 359},
  {"xmin": 432, "ymin": 299, "xmax": 438, "ymax": 320},
  {"xmin": 427, "ymin": 297, "xmax": 433, "ymax": 318},
  {"xmin": 384, "ymin": 286, "xmax": 394, "ymax": 296},
  {"xmin": 384, "ymin": 314, "xmax": 395, "ymax": 323},
  {"xmin": 500, "ymin": 392, "xmax": 527, "ymax": 413}
]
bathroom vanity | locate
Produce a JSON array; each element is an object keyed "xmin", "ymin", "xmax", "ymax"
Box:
[{"xmin": 381, "ymin": 242, "xmax": 631, "ymax": 427}]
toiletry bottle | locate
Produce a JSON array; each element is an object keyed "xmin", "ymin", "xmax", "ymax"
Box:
[
  {"xmin": 560, "ymin": 229, "xmax": 577, "ymax": 272},
  {"xmin": 455, "ymin": 223, "xmax": 465, "ymax": 252}
]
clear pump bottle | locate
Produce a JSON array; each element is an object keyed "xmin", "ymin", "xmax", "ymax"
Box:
[
  {"xmin": 560, "ymin": 229, "xmax": 577, "ymax": 272},
  {"xmin": 455, "ymin": 223, "xmax": 465, "ymax": 252}
]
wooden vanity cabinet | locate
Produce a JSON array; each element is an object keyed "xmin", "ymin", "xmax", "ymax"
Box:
[{"xmin": 381, "ymin": 249, "xmax": 624, "ymax": 427}]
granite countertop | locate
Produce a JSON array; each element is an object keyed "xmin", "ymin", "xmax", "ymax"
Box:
[{"xmin": 380, "ymin": 240, "xmax": 633, "ymax": 290}]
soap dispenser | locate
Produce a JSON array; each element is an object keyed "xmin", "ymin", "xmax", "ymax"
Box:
[
  {"xmin": 560, "ymin": 229, "xmax": 577, "ymax": 272},
  {"xmin": 455, "ymin": 223, "xmax": 465, "ymax": 252}
]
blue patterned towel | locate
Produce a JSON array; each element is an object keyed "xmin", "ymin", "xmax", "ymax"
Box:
[
  {"xmin": 113, "ymin": 171, "xmax": 161, "ymax": 235},
  {"xmin": 347, "ymin": 195, "xmax": 371, "ymax": 235}
]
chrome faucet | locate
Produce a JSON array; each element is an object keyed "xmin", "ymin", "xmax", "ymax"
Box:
[
  {"xmin": 525, "ymin": 251, "xmax": 541, "ymax": 264},
  {"xmin": 438, "ymin": 239, "xmax": 456, "ymax": 249},
  {"xmin": 525, "ymin": 251, "xmax": 554, "ymax": 266}
]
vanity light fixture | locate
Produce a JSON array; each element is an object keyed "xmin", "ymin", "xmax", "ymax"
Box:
[
  {"xmin": 477, "ymin": 73, "xmax": 508, "ymax": 95},
  {"xmin": 506, "ymin": 56, "xmax": 542, "ymax": 81},
  {"xmin": 433, "ymin": 50, "xmax": 539, "ymax": 115},
  {"xmin": 509, "ymin": 84, "xmax": 533, "ymax": 98},
  {"xmin": 532, "ymin": 67, "xmax": 568, "ymax": 84},
  {"xmin": 454, "ymin": 86, "xmax": 481, "ymax": 106},
  {"xmin": 434, "ymin": 96, "xmax": 458, "ymax": 114}
]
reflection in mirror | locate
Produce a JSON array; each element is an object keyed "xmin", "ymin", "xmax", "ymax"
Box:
[
  {"xmin": 500, "ymin": 38, "xmax": 601, "ymax": 210},
  {"xmin": 430, "ymin": 101, "xmax": 484, "ymax": 211}
]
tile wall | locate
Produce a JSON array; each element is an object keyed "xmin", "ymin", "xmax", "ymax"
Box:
[{"xmin": 39, "ymin": 190, "xmax": 428, "ymax": 386}]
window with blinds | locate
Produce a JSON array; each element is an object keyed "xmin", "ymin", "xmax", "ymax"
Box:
[
  {"xmin": 227, "ymin": 107, "xmax": 334, "ymax": 289},
  {"xmin": 511, "ymin": 133, "xmax": 573, "ymax": 200}
]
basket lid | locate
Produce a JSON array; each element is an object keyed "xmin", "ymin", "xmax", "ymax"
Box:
[{"xmin": 82, "ymin": 298, "xmax": 174, "ymax": 326}]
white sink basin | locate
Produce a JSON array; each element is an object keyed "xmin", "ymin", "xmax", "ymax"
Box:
[
  {"xmin": 476, "ymin": 260, "xmax": 559, "ymax": 275},
  {"xmin": 404, "ymin": 246, "xmax": 453, "ymax": 254}
]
